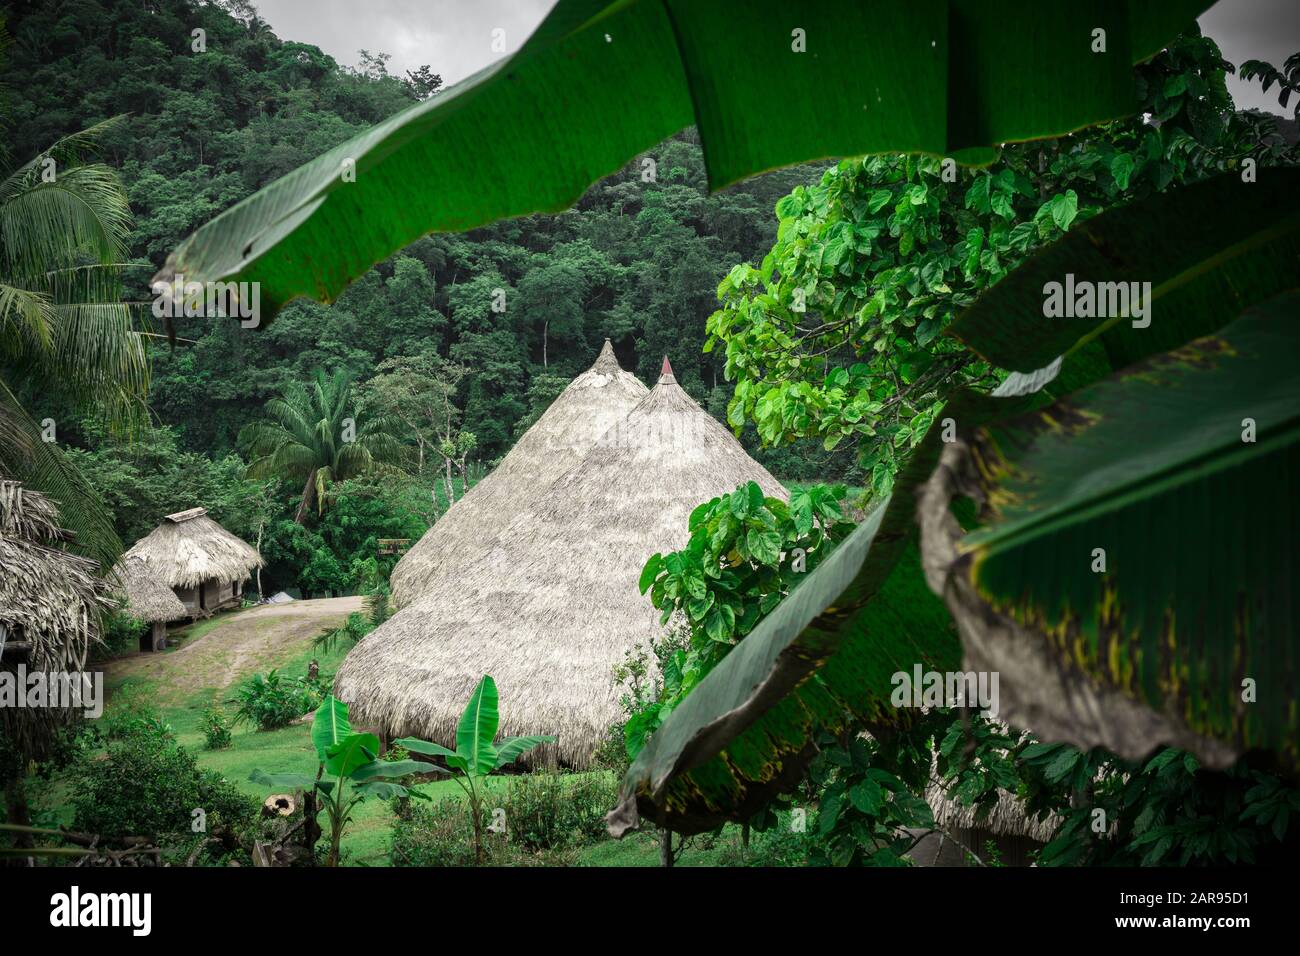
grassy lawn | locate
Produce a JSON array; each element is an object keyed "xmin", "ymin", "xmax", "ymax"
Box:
[{"xmin": 39, "ymin": 602, "xmax": 639, "ymax": 866}]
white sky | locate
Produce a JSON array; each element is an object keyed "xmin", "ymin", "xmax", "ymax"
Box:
[{"xmin": 251, "ymin": 0, "xmax": 1296, "ymax": 114}]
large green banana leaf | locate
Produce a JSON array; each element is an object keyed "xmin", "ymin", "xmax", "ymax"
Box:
[
  {"xmin": 157, "ymin": 0, "xmax": 1207, "ymax": 323},
  {"xmin": 918, "ymin": 295, "xmax": 1299, "ymax": 771},
  {"xmin": 949, "ymin": 168, "xmax": 1300, "ymax": 395},
  {"xmin": 608, "ymin": 391, "xmax": 1035, "ymax": 835}
]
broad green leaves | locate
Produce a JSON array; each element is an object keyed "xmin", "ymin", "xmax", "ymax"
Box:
[
  {"xmin": 397, "ymin": 674, "xmax": 554, "ymax": 780},
  {"xmin": 920, "ymin": 297, "xmax": 1300, "ymax": 770},
  {"xmin": 251, "ymin": 696, "xmax": 434, "ymax": 864},
  {"xmin": 457, "ymin": 675, "xmax": 500, "ymax": 777},
  {"xmin": 627, "ymin": 482, "xmax": 855, "ymax": 766},
  {"xmin": 158, "ymin": 0, "xmax": 1207, "ymax": 324},
  {"xmin": 949, "ymin": 168, "xmax": 1300, "ymax": 380}
]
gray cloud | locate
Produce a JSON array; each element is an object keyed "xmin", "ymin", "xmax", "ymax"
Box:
[
  {"xmin": 1200, "ymin": 0, "xmax": 1298, "ymax": 115},
  {"xmin": 253, "ymin": 0, "xmax": 556, "ymax": 86},
  {"xmin": 252, "ymin": 0, "xmax": 1294, "ymax": 116}
]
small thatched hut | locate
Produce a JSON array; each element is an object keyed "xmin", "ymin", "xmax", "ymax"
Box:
[
  {"xmin": 915, "ymin": 784, "xmax": 1058, "ymax": 866},
  {"xmin": 111, "ymin": 554, "xmax": 188, "ymax": 651},
  {"xmin": 390, "ymin": 340, "xmax": 647, "ymax": 608},
  {"xmin": 337, "ymin": 357, "xmax": 786, "ymax": 767},
  {"xmin": 123, "ymin": 507, "xmax": 262, "ymax": 617},
  {"xmin": 0, "ymin": 480, "xmax": 114, "ymax": 766}
]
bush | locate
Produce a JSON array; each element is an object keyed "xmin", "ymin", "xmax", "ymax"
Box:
[
  {"xmin": 93, "ymin": 610, "xmax": 148, "ymax": 661},
  {"xmin": 717, "ymin": 809, "xmax": 819, "ymax": 867},
  {"xmin": 202, "ymin": 707, "xmax": 233, "ymax": 750},
  {"xmin": 99, "ymin": 684, "xmax": 174, "ymax": 743},
  {"xmin": 389, "ymin": 784, "xmax": 599, "ymax": 866},
  {"xmin": 390, "ymin": 797, "xmax": 484, "ymax": 867},
  {"xmin": 501, "ymin": 771, "xmax": 620, "ymax": 850},
  {"xmin": 72, "ymin": 731, "xmax": 256, "ymax": 844},
  {"xmin": 230, "ymin": 669, "xmax": 322, "ymax": 731}
]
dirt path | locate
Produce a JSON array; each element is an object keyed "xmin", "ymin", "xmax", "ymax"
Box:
[{"xmin": 103, "ymin": 596, "xmax": 364, "ymax": 704}]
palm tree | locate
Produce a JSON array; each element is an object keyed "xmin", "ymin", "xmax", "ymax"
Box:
[
  {"xmin": 240, "ymin": 369, "xmax": 404, "ymax": 523},
  {"xmin": 0, "ymin": 112, "xmax": 148, "ymax": 569}
]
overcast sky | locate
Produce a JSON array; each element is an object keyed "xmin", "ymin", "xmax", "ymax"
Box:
[{"xmin": 252, "ymin": 0, "xmax": 1297, "ymax": 114}]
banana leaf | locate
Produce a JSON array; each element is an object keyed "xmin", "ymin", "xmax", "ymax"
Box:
[
  {"xmin": 918, "ymin": 294, "xmax": 1299, "ymax": 772},
  {"xmin": 949, "ymin": 167, "xmax": 1300, "ymax": 395},
  {"xmin": 157, "ymin": 0, "xmax": 1207, "ymax": 323}
]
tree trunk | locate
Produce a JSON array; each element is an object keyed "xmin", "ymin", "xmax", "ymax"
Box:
[
  {"xmin": 255, "ymin": 520, "xmax": 265, "ymax": 599},
  {"xmin": 4, "ymin": 777, "xmax": 35, "ymax": 865},
  {"xmin": 444, "ymin": 458, "xmax": 455, "ymax": 504},
  {"xmin": 295, "ymin": 470, "xmax": 316, "ymax": 524},
  {"xmin": 660, "ymin": 828, "xmax": 674, "ymax": 868},
  {"xmin": 543, "ymin": 320, "xmax": 549, "ymax": 368}
]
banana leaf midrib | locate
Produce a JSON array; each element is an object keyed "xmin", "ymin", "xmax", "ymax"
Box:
[
  {"xmin": 1058, "ymin": 209, "xmax": 1300, "ymax": 364},
  {"xmin": 962, "ymin": 417, "xmax": 1300, "ymax": 561}
]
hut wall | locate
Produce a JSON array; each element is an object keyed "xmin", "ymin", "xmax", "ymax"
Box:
[
  {"xmin": 174, "ymin": 585, "xmax": 200, "ymax": 614},
  {"xmin": 140, "ymin": 621, "xmax": 167, "ymax": 653}
]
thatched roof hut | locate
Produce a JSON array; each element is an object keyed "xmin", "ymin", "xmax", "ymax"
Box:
[
  {"xmin": 390, "ymin": 340, "xmax": 647, "ymax": 608},
  {"xmin": 925, "ymin": 784, "xmax": 1058, "ymax": 844},
  {"xmin": 0, "ymin": 480, "xmax": 114, "ymax": 759},
  {"xmin": 111, "ymin": 555, "xmax": 187, "ymax": 624},
  {"xmin": 124, "ymin": 507, "xmax": 261, "ymax": 615},
  {"xmin": 336, "ymin": 358, "xmax": 786, "ymax": 766}
]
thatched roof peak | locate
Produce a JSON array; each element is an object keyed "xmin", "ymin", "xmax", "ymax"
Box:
[
  {"xmin": 389, "ymin": 341, "xmax": 648, "ymax": 608},
  {"xmin": 124, "ymin": 511, "xmax": 261, "ymax": 589},
  {"xmin": 592, "ymin": 338, "xmax": 619, "ymax": 373},
  {"xmin": 659, "ymin": 355, "xmax": 674, "ymax": 381}
]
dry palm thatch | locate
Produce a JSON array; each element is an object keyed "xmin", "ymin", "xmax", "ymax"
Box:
[
  {"xmin": 0, "ymin": 480, "xmax": 114, "ymax": 759},
  {"xmin": 925, "ymin": 729, "xmax": 1060, "ymax": 844},
  {"xmin": 337, "ymin": 358, "xmax": 786, "ymax": 767},
  {"xmin": 123, "ymin": 508, "xmax": 261, "ymax": 589},
  {"xmin": 110, "ymin": 554, "xmax": 187, "ymax": 623},
  {"xmin": 925, "ymin": 784, "xmax": 1058, "ymax": 844},
  {"xmin": 390, "ymin": 340, "xmax": 647, "ymax": 608}
]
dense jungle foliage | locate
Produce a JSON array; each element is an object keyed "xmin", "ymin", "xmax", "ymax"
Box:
[{"xmin": 0, "ymin": 0, "xmax": 839, "ymax": 594}]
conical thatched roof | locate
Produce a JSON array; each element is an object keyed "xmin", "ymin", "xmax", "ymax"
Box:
[
  {"xmin": 337, "ymin": 359, "xmax": 786, "ymax": 767},
  {"xmin": 0, "ymin": 480, "xmax": 114, "ymax": 759},
  {"xmin": 390, "ymin": 340, "xmax": 647, "ymax": 608},
  {"xmin": 123, "ymin": 507, "xmax": 261, "ymax": 589},
  {"xmin": 111, "ymin": 554, "xmax": 188, "ymax": 623}
]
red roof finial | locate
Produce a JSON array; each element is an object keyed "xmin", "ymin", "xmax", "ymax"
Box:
[{"xmin": 660, "ymin": 355, "xmax": 674, "ymax": 378}]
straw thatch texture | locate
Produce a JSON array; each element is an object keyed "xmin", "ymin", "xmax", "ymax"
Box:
[
  {"xmin": 0, "ymin": 480, "xmax": 114, "ymax": 759},
  {"xmin": 390, "ymin": 340, "xmax": 647, "ymax": 608},
  {"xmin": 123, "ymin": 508, "xmax": 261, "ymax": 589},
  {"xmin": 111, "ymin": 555, "xmax": 187, "ymax": 623},
  {"xmin": 337, "ymin": 362, "xmax": 786, "ymax": 767},
  {"xmin": 925, "ymin": 783, "xmax": 1058, "ymax": 844}
]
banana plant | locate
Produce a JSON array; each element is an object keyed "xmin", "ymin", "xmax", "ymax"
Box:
[
  {"xmin": 251, "ymin": 695, "xmax": 434, "ymax": 866},
  {"xmin": 397, "ymin": 675, "xmax": 554, "ymax": 864}
]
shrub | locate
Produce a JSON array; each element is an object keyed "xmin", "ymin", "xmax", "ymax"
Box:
[
  {"xmin": 390, "ymin": 797, "xmax": 485, "ymax": 867},
  {"xmin": 94, "ymin": 610, "xmax": 148, "ymax": 660},
  {"xmin": 230, "ymin": 669, "xmax": 321, "ymax": 731},
  {"xmin": 202, "ymin": 707, "xmax": 233, "ymax": 750},
  {"xmin": 501, "ymin": 771, "xmax": 620, "ymax": 850},
  {"xmin": 72, "ymin": 731, "xmax": 256, "ymax": 843},
  {"xmin": 389, "ymin": 795, "xmax": 578, "ymax": 867},
  {"xmin": 717, "ymin": 810, "xmax": 819, "ymax": 867},
  {"xmin": 99, "ymin": 684, "xmax": 173, "ymax": 743}
]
